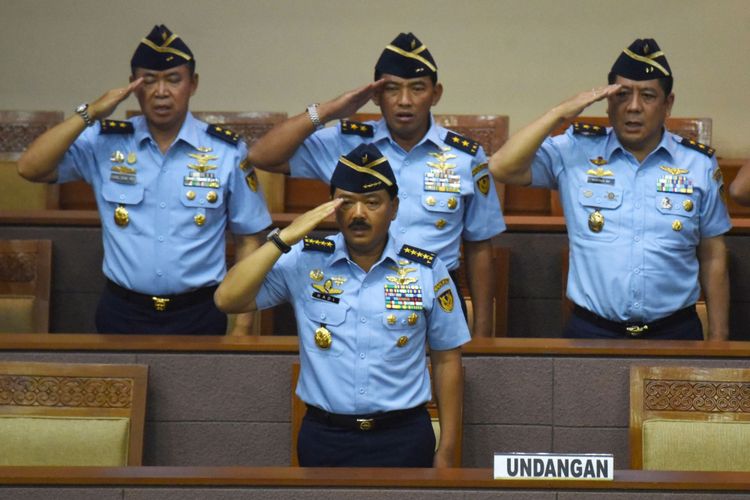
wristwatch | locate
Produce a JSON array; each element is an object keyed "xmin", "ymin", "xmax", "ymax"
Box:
[
  {"xmin": 75, "ymin": 103, "xmax": 94, "ymax": 127},
  {"xmin": 266, "ymin": 228, "xmax": 292, "ymax": 253},
  {"xmin": 306, "ymin": 103, "xmax": 324, "ymax": 131}
]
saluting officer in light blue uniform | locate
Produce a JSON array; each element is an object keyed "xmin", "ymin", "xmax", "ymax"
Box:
[
  {"xmin": 246, "ymin": 33, "xmax": 505, "ymax": 338},
  {"xmin": 18, "ymin": 25, "xmax": 271, "ymax": 335},
  {"xmin": 215, "ymin": 143, "xmax": 470, "ymax": 467},
  {"xmin": 489, "ymin": 38, "xmax": 730, "ymax": 340}
]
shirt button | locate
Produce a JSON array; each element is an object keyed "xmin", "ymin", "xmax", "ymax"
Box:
[
  {"xmin": 119, "ymin": 194, "xmax": 125, "ymax": 200},
  {"xmin": 359, "ymin": 388, "xmax": 365, "ymax": 394},
  {"xmin": 634, "ymin": 302, "xmax": 641, "ymax": 308},
  {"xmin": 635, "ymin": 203, "xmax": 642, "ymax": 209},
  {"xmin": 400, "ymin": 228, "xmax": 406, "ymax": 233},
  {"xmin": 158, "ymin": 236, "xmax": 165, "ymax": 242},
  {"xmin": 160, "ymin": 202, "xmax": 166, "ymax": 209},
  {"xmin": 320, "ymin": 313, "xmax": 326, "ymax": 320},
  {"xmin": 634, "ymin": 236, "xmax": 640, "ymax": 242},
  {"xmin": 156, "ymin": 270, "xmax": 163, "ymax": 276},
  {"xmin": 359, "ymin": 353, "xmax": 365, "ymax": 359},
  {"xmin": 360, "ymin": 317, "xmax": 366, "ymax": 323},
  {"xmin": 634, "ymin": 268, "xmax": 641, "ymax": 275},
  {"xmin": 199, "ymin": 199, "xmax": 205, "ymax": 205},
  {"xmin": 404, "ymin": 160, "xmax": 410, "ymax": 166}
]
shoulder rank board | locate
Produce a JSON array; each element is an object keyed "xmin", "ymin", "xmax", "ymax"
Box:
[
  {"xmin": 206, "ymin": 124, "xmax": 240, "ymax": 145},
  {"xmin": 303, "ymin": 236, "xmax": 335, "ymax": 253},
  {"xmin": 398, "ymin": 244, "xmax": 436, "ymax": 268},
  {"xmin": 100, "ymin": 120, "xmax": 134, "ymax": 135},
  {"xmin": 444, "ymin": 131, "xmax": 479, "ymax": 156},
  {"xmin": 572, "ymin": 122, "xmax": 606, "ymax": 137},
  {"xmin": 340, "ymin": 120, "xmax": 374, "ymax": 138},
  {"xmin": 680, "ymin": 137, "xmax": 715, "ymax": 158}
]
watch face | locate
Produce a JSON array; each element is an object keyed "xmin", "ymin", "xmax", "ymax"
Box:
[{"xmin": 76, "ymin": 103, "xmax": 88, "ymax": 113}]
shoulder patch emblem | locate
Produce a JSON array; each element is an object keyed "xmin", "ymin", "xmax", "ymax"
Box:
[
  {"xmin": 303, "ymin": 236, "xmax": 335, "ymax": 253},
  {"xmin": 445, "ymin": 131, "xmax": 479, "ymax": 156},
  {"xmin": 572, "ymin": 122, "xmax": 606, "ymax": 137},
  {"xmin": 398, "ymin": 244, "xmax": 436, "ymax": 268},
  {"xmin": 206, "ymin": 124, "xmax": 240, "ymax": 145},
  {"xmin": 340, "ymin": 120, "xmax": 374, "ymax": 137},
  {"xmin": 680, "ymin": 137, "xmax": 715, "ymax": 157},
  {"xmin": 99, "ymin": 120, "xmax": 134, "ymax": 135},
  {"xmin": 476, "ymin": 174, "xmax": 491, "ymax": 196}
]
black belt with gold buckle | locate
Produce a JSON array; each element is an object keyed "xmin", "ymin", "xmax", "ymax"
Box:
[
  {"xmin": 573, "ymin": 305, "xmax": 697, "ymax": 337},
  {"xmin": 305, "ymin": 404, "xmax": 425, "ymax": 431},
  {"xmin": 106, "ymin": 279, "xmax": 217, "ymax": 312}
]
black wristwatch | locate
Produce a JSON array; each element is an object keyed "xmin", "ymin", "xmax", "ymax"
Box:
[{"xmin": 266, "ymin": 228, "xmax": 292, "ymax": 253}]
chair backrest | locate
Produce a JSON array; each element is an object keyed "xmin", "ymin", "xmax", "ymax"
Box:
[
  {"xmin": 290, "ymin": 361, "xmax": 463, "ymax": 466},
  {"xmin": 455, "ymin": 246, "xmax": 510, "ymax": 337},
  {"xmin": 0, "ymin": 361, "xmax": 148, "ymax": 466},
  {"xmin": 283, "ymin": 113, "xmax": 509, "ymax": 213},
  {"xmin": 630, "ymin": 365, "xmax": 750, "ymax": 471},
  {"xmin": 60, "ymin": 111, "xmax": 289, "ymax": 211},
  {"xmin": 0, "ymin": 111, "xmax": 63, "ymax": 210},
  {"xmin": 0, "ymin": 240, "xmax": 52, "ymax": 333}
]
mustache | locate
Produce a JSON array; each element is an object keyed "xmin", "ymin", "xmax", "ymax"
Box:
[{"xmin": 348, "ymin": 220, "xmax": 371, "ymax": 230}]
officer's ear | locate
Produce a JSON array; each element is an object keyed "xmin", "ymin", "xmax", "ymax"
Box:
[{"xmin": 391, "ymin": 195, "xmax": 399, "ymax": 220}]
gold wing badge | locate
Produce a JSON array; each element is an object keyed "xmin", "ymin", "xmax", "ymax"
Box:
[{"xmin": 386, "ymin": 265, "xmax": 418, "ymax": 286}]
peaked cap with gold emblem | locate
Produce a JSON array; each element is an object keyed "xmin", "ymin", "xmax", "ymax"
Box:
[
  {"xmin": 331, "ymin": 143, "xmax": 398, "ymax": 197},
  {"xmin": 131, "ymin": 24, "xmax": 194, "ymax": 71},
  {"xmin": 610, "ymin": 38, "xmax": 672, "ymax": 82},
  {"xmin": 374, "ymin": 32, "xmax": 437, "ymax": 81}
]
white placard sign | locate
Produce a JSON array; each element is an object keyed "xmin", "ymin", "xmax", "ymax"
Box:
[{"xmin": 494, "ymin": 453, "xmax": 614, "ymax": 480}]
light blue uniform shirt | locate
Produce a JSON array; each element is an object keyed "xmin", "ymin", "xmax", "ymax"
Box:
[
  {"xmin": 57, "ymin": 112, "xmax": 272, "ymax": 295},
  {"xmin": 287, "ymin": 116, "xmax": 506, "ymax": 270},
  {"xmin": 531, "ymin": 126, "xmax": 731, "ymax": 322},
  {"xmin": 255, "ymin": 233, "xmax": 471, "ymax": 414}
]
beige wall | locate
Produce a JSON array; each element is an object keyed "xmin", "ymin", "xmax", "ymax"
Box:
[{"xmin": 2, "ymin": 0, "xmax": 747, "ymax": 156}]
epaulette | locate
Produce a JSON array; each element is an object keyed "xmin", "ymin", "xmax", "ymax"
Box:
[
  {"xmin": 303, "ymin": 236, "xmax": 335, "ymax": 253},
  {"xmin": 99, "ymin": 120, "xmax": 134, "ymax": 134},
  {"xmin": 398, "ymin": 244, "xmax": 436, "ymax": 268},
  {"xmin": 680, "ymin": 137, "xmax": 715, "ymax": 158},
  {"xmin": 445, "ymin": 131, "xmax": 479, "ymax": 156},
  {"xmin": 206, "ymin": 124, "xmax": 240, "ymax": 145},
  {"xmin": 340, "ymin": 120, "xmax": 374, "ymax": 138},
  {"xmin": 572, "ymin": 122, "xmax": 607, "ymax": 137}
]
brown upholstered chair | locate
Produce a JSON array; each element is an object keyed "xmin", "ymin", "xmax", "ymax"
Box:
[
  {"xmin": 630, "ymin": 365, "xmax": 750, "ymax": 471},
  {"xmin": 0, "ymin": 240, "xmax": 52, "ymax": 333},
  {"xmin": 0, "ymin": 361, "xmax": 148, "ymax": 466},
  {"xmin": 0, "ymin": 111, "xmax": 64, "ymax": 210},
  {"xmin": 283, "ymin": 113, "xmax": 510, "ymax": 213},
  {"xmin": 290, "ymin": 361, "xmax": 463, "ymax": 467}
]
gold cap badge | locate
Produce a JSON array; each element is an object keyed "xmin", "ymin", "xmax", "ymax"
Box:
[
  {"xmin": 114, "ymin": 205, "xmax": 129, "ymax": 227},
  {"xmin": 315, "ymin": 326, "xmax": 332, "ymax": 349}
]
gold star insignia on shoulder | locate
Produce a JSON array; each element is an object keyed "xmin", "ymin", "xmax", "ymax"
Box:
[
  {"xmin": 398, "ymin": 244, "xmax": 436, "ymax": 268},
  {"xmin": 444, "ymin": 131, "xmax": 479, "ymax": 156},
  {"xmin": 660, "ymin": 166, "xmax": 690, "ymax": 176},
  {"xmin": 100, "ymin": 120, "xmax": 134, "ymax": 135},
  {"xmin": 206, "ymin": 124, "xmax": 240, "ymax": 146},
  {"xmin": 303, "ymin": 236, "xmax": 336, "ymax": 253},
  {"xmin": 573, "ymin": 122, "xmax": 606, "ymax": 137},
  {"xmin": 679, "ymin": 137, "xmax": 715, "ymax": 157},
  {"xmin": 340, "ymin": 120, "xmax": 374, "ymax": 137}
]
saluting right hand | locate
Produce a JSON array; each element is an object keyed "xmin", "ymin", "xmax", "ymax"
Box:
[
  {"xmin": 279, "ymin": 198, "xmax": 343, "ymax": 247},
  {"xmin": 553, "ymin": 84, "xmax": 621, "ymax": 122},
  {"xmin": 317, "ymin": 79, "xmax": 387, "ymax": 123},
  {"xmin": 87, "ymin": 77, "xmax": 144, "ymax": 122}
]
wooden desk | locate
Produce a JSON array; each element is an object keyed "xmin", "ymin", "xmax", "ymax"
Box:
[{"xmin": 1, "ymin": 466, "xmax": 749, "ymax": 496}]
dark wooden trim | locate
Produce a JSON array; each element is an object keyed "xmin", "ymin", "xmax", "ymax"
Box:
[
  {"xmin": 1, "ymin": 334, "xmax": 749, "ymax": 357},
  {"xmin": 0, "ymin": 466, "xmax": 749, "ymax": 490}
]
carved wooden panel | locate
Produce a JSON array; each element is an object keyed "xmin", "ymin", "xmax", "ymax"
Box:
[
  {"xmin": 644, "ymin": 379, "xmax": 750, "ymax": 413},
  {"xmin": 0, "ymin": 111, "xmax": 64, "ymax": 157},
  {"xmin": 0, "ymin": 375, "xmax": 135, "ymax": 408},
  {"xmin": 0, "ymin": 253, "xmax": 36, "ymax": 283}
]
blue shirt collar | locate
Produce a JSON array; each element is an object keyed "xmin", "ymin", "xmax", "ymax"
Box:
[
  {"xmin": 604, "ymin": 126, "xmax": 675, "ymax": 163},
  {"xmin": 329, "ymin": 232, "xmax": 399, "ymax": 270},
  {"xmin": 372, "ymin": 114, "xmax": 442, "ymax": 150},
  {"xmin": 133, "ymin": 111, "xmax": 200, "ymax": 149}
]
